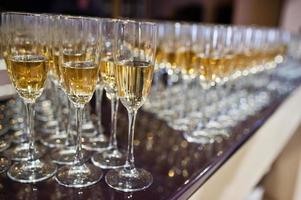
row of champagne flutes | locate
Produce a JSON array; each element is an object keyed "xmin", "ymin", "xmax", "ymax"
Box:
[
  {"xmin": 144, "ymin": 22, "xmax": 290, "ymax": 144},
  {"xmin": 1, "ymin": 12, "xmax": 157, "ymax": 192}
]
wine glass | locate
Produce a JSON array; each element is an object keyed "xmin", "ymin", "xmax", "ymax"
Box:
[
  {"xmin": 105, "ymin": 20, "xmax": 157, "ymax": 192},
  {"xmin": 47, "ymin": 14, "xmax": 86, "ymax": 165},
  {"xmin": 54, "ymin": 15, "xmax": 102, "ymax": 188},
  {"xmin": 2, "ymin": 12, "xmax": 57, "ymax": 183},
  {"xmin": 183, "ymin": 25, "xmax": 233, "ymax": 144},
  {"xmin": 0, "ymin": 25, "xmax": 12, "ymax": 172},
  {"xmin": 156, "ymin": 22, "xmax": 178, "ymax": 121},
  {"xmin": 2, "ymin": 20, "xmax": 48, "ymax": 162},
  {"xmin": 169, "ymin": 22, "xmax": 196, "ymax": 131},
  {"xmin": 40, "ymin": 14, "xmax": 72, "ymax": 148},
  {"xmin": 91, "ymin": 18, "xmax": 126, "ymax": 169}
]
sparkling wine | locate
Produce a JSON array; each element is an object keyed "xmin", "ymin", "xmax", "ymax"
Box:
[
  {"xmin": 193, "ymin": 54, "xmax": 225, "ymax": 82},
  {"xmin": 175, "ymin": 49, "xmax": 196, "ymax": 75},
  {"xmin": 61, "ymin": 61, "xmax": 99, "ymax": 106},
  {"xmin": 100, "ymin": 57, "xmax": 117, "ymax": 95},
  {"xmin": 116, "ymin": 60, "xmax": 154, "ymax": 110},
  {"xmin": 6, "ymin": 54, "xmax": 48, "ymax": 102}
]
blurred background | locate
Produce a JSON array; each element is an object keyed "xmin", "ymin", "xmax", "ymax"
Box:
[{"xmin": 0, "ymin": 0, "xmax": 300, "ymax": 32}]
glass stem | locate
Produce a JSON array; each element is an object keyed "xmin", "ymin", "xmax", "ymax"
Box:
[
  {"xmin": 55, "ymin": 86, "xmax": 63, "ymax": 133},
  {"xmin": 25, "ymin": 102, "xmax": 35, "ymax": 161},
  {"xmin": 125, "ymin": 109, "xmax": 137, "ymax": 171},
  {"xmin": 96, "ymin": 85, "xmax": 104, "ymax": 134},
  {"xmin": 181, "ymin": 75, "xmax": 190, "ymax": 118},
  {"xmin": 109, "ymin": 95, "xmax": 118, "ymax": 149},
  {"xmin": 74, "ymin": 106, "xmax": 84, "ymax": 164},
  {"xmin": 66, "ymin": 100, "xmax": 73, "ymax": 146},
  {"xmin": 201, "ymin": 87, "xmax": 210, "ymax": 124},
  {"xmin": 166, "ymin": 69, "xmax": 174, "ymax": 110}
]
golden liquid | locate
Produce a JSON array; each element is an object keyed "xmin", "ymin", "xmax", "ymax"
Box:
[
  {"xmin": 116, "ymin": 60, "xmax": 154, "ymax": 110},
  {"xmin": 61, "ymin": 61, "xmax": 99, "ymax": 106},
  {"xmin": 155, "ymin": 46, "xmax": 164, "ymax": 66},
  {"xmin": 175, "ymin": 50, "xmax": 196, "ymax": 75},
  {"xmin": 234, "ymin": 52, "xmax": 249, "ymax": 71},
  {"xmin": 100, "ymin": 58, "xmax": 117, "ymax": 95},
  {"xmin": 53, "ymin": 52, "xmax": 60, "ymax": 80},
  {"xmin": 160, "ymin": 50, "xmax": 176, "ymax": 69},
  {"xmin": 6, "ymin": 54, "xmax": 48, "ymax": 102},
  {"xmin": 277, "ymin": 44, "xmax": 287, "ymax": 57},
  {"xmin": 13, "ymin": 42, "xmax": 34, "ymax": 54},
  {"xmin": 221, "ymin": 54, "xmax": 235, "ymax": 77},
  {"xmin": 193, "ymin": 54, "xmax": 228, "ymax": 82}
]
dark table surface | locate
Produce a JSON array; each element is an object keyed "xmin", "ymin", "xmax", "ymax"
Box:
[{"xmin": 0, "ymin": 77, "xmax": 299, "ymax": 200}]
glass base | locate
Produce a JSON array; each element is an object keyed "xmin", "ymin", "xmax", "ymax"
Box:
[
  {"xmin": 82, "ymin": 135, "xmax": 108, "ymax": 152},
  {"xmin": 72, "ymin": 122, "xmax": 97, "ymax": 138},
  {"xmin": 50, "ymin": 147, "xmax": 90, "ymax": 165},
  {"xmin": 157, "ymin": 109, "xmax": 177, "ymax": 122},
  {"xmin": 55, "ymin": 163, "xmax": 103, "ymax": 188},
  {"xmin": 169, "ymin": 118, "xmax": 191, "ymax": 131},
  {"xmin": 10, "ymin": 118, "xmax": 25, "ymax": 132},
  {"xmin": 0, "ymin": 155, "xmax": 11, "ymax": 174},
  {"xmin": 206, "ymin": 128, "xmax": 231, "ymax": 139},
  {"xmin": 36, "ymin": 113, "xmax": 54, "ymax": 123},
  {"xmin": 217, "ymin": 114, "xmax": 237, "ymax": 128},
  {"xmin": 7, "ymin": 159, "xmax": 57, "ymax": 183},
  {"xmin": 91, "ymin": 148, "xmax": 126, "ymax": 169},
  {"xmin": 105, "ymin": 168, "xmax": 153, "ymax": 192},
  {"xmin": 184, "ymin": 128, "xmax": 230, "ymax": 144},
  {"xmin": 183, "ymin": 130, "xmax": 213, "ymax": 144},
  {"xmin": 0, "ymin": 135, "xmax": 11, "ymax": 152},
  {"xmin": 40, "ymin": 132, "xmax": 69, "ymax": 148},
  {"xmin": 82, "ymin": 122, "xmax": 97, "ymax": 137},
  {"xmin": 0, "ymin": 125, "xmax": 10, "ymax": 136},
  {"xmin": 11, "ymin": 130, "xmax": 28, "ymax": 144},
  {"xmin": 39, "ymin": 120, "xmax": 58, "ymax": 134},
  {"xmin": 206, "ymin": 120, "xmax": 223, "ymax": 129},
  {"xmin": 5, "ymin": 143, "xmax": 46, "ymax": 161}
]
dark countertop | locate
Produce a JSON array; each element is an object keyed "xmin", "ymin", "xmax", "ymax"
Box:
[{"xmin": 0, "ymin": 73, "xmax": 300, "ymax": 200}]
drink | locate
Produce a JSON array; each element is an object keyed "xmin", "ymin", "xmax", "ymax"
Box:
[
  {"xmin": 162, "ymin": 50, "xmax": 176, "ymax": 69},
  {"xmin": 155, "ymin": 46, "xmax": 164, "ymax": 67},
  {"xmin": 221, "ymin": 53, "xmax": 235, "ymax": 77},
  {"xmin": 193, "ymin": 54, "xmax": 225, "ymax": 82},
  {"xmin": 116, "ymin": 60, "xmax": 154, "ymax": 110},
  {"xmin": 61, "ymin": 61, "xmax": 99, "ymax": 106},
  {"xmin": 100, "ymin": 58, "xmax": 117, "ymax": 95},
  {"xmin": 234, "ymin": 52, "xmax": 249, "ymax": 72},
  {"xmin": 175, "ymin": 50, "xmax": 196, "ymax": 75},
  {"xmin": 53, "ymin": 52, "xmax": 60, "ymax": 80},
  {"xmin": 6, "ymin": 54, "xmax": 48, "ymax": 102}
]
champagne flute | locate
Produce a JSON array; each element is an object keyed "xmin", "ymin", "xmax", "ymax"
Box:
[
  {"xmin": 0, "ymin": 24, "xmax": 12, "ymax": 173},
  {"xmin": 183, "ymin": 25, "xmax": 233, "ymax": 144},
  {"xmin": 81, "ymin": 18, "xmax": 108, "ymax": 152},
  {"xmin": 48, "ymin": 14, "xmax": 87, "ymax": 165},
  {"xmin": 40, "ymin": 14, "xmax": 72, "ymax": 148},
  {"xmin": 105, "ymin": 20, "xmax": 157, "ymax": 192},
  {"xmin": 2, "ymin": 22, "xmax": 48, "ymax": 162},
  {"xmin": 91, "ymin": 19, "xmax": 126, "ymax": 168},
  {"xmin": 3, "ymin": 12, "xmax": 57, "ymax": 183},
  {"xmin": 54, "ymin": 15, "xmax": 102, "ymax": 188}
]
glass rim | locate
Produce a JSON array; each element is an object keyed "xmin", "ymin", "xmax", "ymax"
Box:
[
  {"xmin": 1, "ymin": 11, "xmax": 44, "ymax": 17},
  {"xmin": 121, "ymin": 20, "xmax": 157, "ymax": 28}
]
